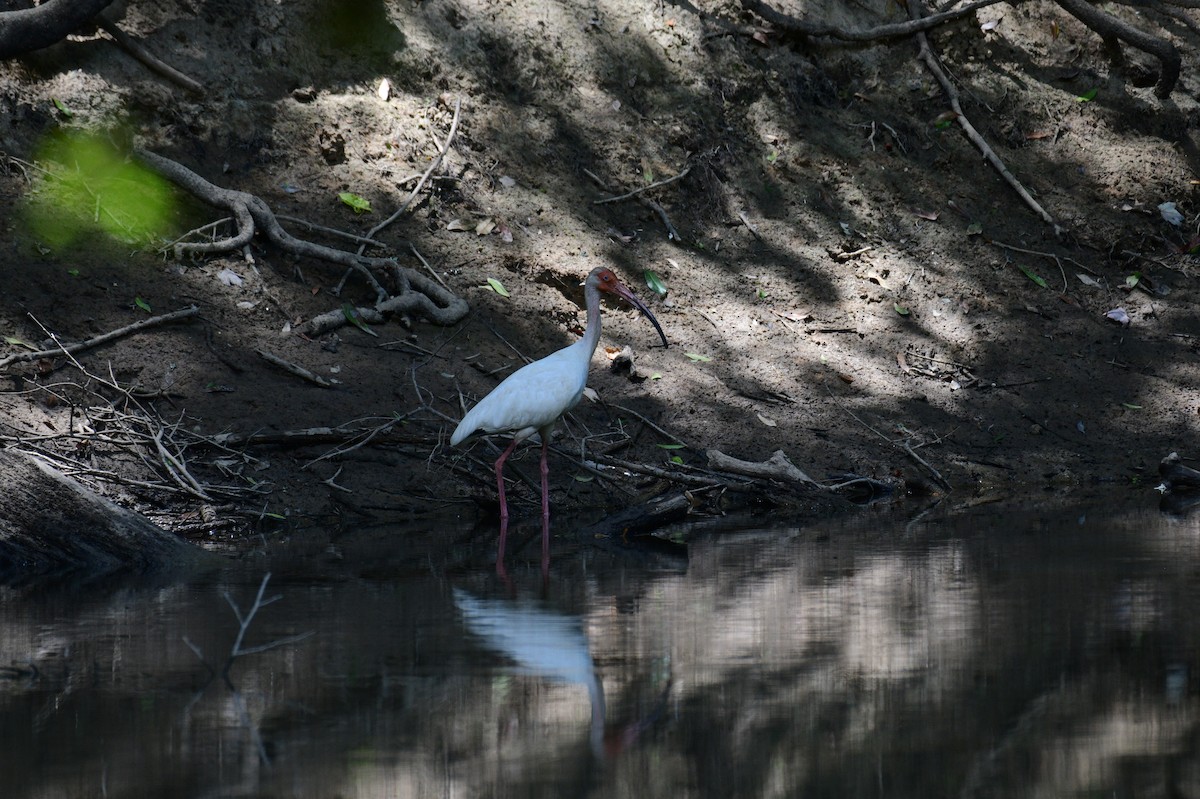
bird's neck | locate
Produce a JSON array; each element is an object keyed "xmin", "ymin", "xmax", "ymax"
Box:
[{"xmin": 580, "ymin": 281, "xmax": 603, "ymax": 358}]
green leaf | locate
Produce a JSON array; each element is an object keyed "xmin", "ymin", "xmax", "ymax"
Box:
[
  {"xmin": 894, "ymin": 303, "xmax": 910, "ymax": 316},
  {"xmin": 670, "ymin": 455, "xmax": 684, "ymax": 464},
  {"xmin": 650, "ymin": 372, "xmax": 662, "ymax": 380},
  {"xmin": 3, "ymin": 336, "xmax": 35, "ymax": 351},
  {"xmin": 1122, "ymin": 403, "xmax": 1142, "ymax": 410},
  {"xmin": 1125, "ymin": 272, "xmax": 1141, "ymax": 289},
  {"xmin": 966, "ymin": 222, "xmax": 983, "ymax": 236},
  {"xmin": 52, "ymin": 98, "xmax": 73, "ymax": 118},
  {"xmin": 934, "ymin": 119, "xmax": 954, "ymax": 130},
  {"xmin": 485, "ymin": 277, "xmax": 510, "ymax": 297},
  {"xmin": 756, "ymin": 288, "xmax": 767, "ymax": 300},
  {"xmin": 1076, "ymin": 88, "xmax": 1098, "ymax": 102},
  {"xmin": 766, "ymin": 150, "xmax": 778, "ymax": 164},
  {"xmin": 263, "ymin": 512, "xmax": 286, "ymax": 520},
  {"xmin": 656, "ymin": 443, "xmax": 685, "ymax": 450},
  {"xmin": 338, "ymin": 192, "xmax": 372, "ymax": 213},
  {"xmin": 685, "ymin": 352, "xmax": 712, "ymax": 362},
  {"xmin": 134, "ymin": 296, "xmax": 152, "ymax": 313},
  {"xmin": 573, "ymin": 474, "xmax": 594, "ymax": 482},
  {"xmin": 67, "ymin": 268, "xmax": 80, "ymax": 277},
  {"xmin": 341, "ymin": 303, "xmax": 376, "ymax": 335},
  {"xmin": 644, "ymin": 269, "xmax": 667, "ymax": 295},
  {"xmin": 1018, "ymin": 264, "xmax": 1048, "ymax": 288}
]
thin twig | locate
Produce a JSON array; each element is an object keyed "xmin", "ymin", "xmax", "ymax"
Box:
[
  {"xmin": 0, "ymin": 306, "xmax": 200, "ymax": 370},
  {"xmin": 363, "ymin": 97, "xmax": 462, "ymax": 244},
  {"xmin": 410, "ymin": 243, "xmax": 450, "ymax": 290},
  {"xmin": 594, "ymin": 167, "xmax": 691, "ymax": 204},
  {"xmin": 255, "ymin": 349, "xmax": 335, "ymax": 388}
]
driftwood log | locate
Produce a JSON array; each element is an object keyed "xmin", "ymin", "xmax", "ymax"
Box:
[{"xmin": 0, "ymin": 447, "xmax": 216, "ymax": 580}]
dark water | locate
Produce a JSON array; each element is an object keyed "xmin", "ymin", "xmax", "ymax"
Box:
[{"xmin": 4, "ymin": 494, "xmax": 1200, "ymax": 798}]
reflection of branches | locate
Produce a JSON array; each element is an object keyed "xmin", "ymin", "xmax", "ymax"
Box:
[{"xmin": 183, "ymin": 573, "xmax": 314, "ymax": 765}]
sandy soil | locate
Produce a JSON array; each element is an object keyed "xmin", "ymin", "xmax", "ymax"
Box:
[{"xmin": 1, "ymin": 0, "xmax": 1198, "ymax": 541}]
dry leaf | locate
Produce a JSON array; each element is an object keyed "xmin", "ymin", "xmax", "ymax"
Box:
[
  {"xmin": 839, "ymin": 373, "xmax": 854, "ymax": 384},
  {"xmin": 475, "ymin": 218, "xmax": 496, "ymax": 235},
  {"xmin": 1025, "ymin": 131, "xmax": 1052, "ymax": 140},
  {"xmin": 446, "ymin": 219, "xmax": 470, "ymax": 231},
  {"xmin": 896, "ymin": 351, "xmax": 911, "ymax": 374},
  {"xmin": 757, "ymin": 413, "xmax": 777, "ymax": 427},
  {"xmin": 912, "ymin": 208, "xmax": 939, "ymax": 221}
]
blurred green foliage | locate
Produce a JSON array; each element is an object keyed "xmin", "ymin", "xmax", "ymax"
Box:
[{"xmin": 26, "ymin": 131, "xmax": 175, "ymax": 250}]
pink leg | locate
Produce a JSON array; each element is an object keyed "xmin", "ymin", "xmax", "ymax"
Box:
[
  {"xmin": 496, "ymin": 515, "xmax": 509, "ymax": 576},
  {"xmin": 494, "ymin": 438, "xmax": 520, "ymax": 523},
  {"xmin": 494, "ymin": 439, "xmax": 520, "ymax": 569},
  {"xmin": 540, "ymin": 437, "xmax": 551, "ymax": 574}
]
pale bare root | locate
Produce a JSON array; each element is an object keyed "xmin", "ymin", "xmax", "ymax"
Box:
[{"xmin": 133, "ymin": 148, "xmax": 469, "ymax": 331}]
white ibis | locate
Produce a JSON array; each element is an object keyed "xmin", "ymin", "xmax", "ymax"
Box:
[{"xmin": 450, "ymin": 267, "xmax": 667, "ymax": 565}]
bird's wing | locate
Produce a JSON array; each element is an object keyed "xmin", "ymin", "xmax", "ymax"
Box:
[{"xmin": 451, "ymin": 346, "xmax": 589, "ymax": 444}]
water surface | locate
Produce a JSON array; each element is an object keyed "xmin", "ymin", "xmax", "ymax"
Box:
[{"xmin": 3, "ymin": 494, "xmax": 1199, "ymax": 798}]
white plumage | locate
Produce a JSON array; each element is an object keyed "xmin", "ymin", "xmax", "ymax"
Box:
[{"xmin": 449, "ymin": 266, "xmax": 667, "ymax": 569}]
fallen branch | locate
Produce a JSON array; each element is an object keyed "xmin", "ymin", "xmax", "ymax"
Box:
[
  {"xmin": 0, "ymin": 305, "xmax": 200, "ymax": 370},
  {"xmin": 910, "ymin": 2, "xmax": 1066, "ymax": 237},
  {"xmin": 96, "ymin": 14, "xmax": 203, "ymax": 95}
]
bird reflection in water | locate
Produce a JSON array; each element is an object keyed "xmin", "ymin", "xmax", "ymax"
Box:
[{"xmin": 453, "ymin": 587, "xmax": 668, "ymax": 763}]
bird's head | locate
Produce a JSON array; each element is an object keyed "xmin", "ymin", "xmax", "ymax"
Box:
[{"xmin": 588, "ymin": 267, "xmax": 669, "ymax": 347}]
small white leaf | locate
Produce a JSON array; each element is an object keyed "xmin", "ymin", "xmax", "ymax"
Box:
[
  {"xmin": 446, "ymin": 219, "xmax": 470, "ymax": 231},
  {"xmin": 582, "ymin": 387, "xmax": 599, "ymax": 402},
  {"xmin": 1105, "ymin": 307, "xmax": 1131, "ymax": 326},
  {"xmin": 756, "ymin": 413, "xmax": 777, "ymax": 427},
  {"xmin": 499, "ymin": 176, "xmax": 516, "ymax": 188},
  {"xmin": 217, "ymin": 268, "xmax": 244, "ymax": 286},
  {"xmin": 1076, "ymin": 273, "xmax": 1102, "ymax": 288},
  {"xmin": 377, "ymin": 78, "xmax": 391, "ymax": 101},
  {"xmin": 1158, "ymin": 201, "xmax": 1184, "ymax": 226}
]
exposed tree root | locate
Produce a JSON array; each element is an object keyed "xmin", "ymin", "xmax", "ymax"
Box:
[
  {"xmin": 1057, "ymin": 0, "xmax": 1180, "ymax": 98},
  {"xmin": 0, "ymin": 0, "xmax": 114, "ymax": 58},
  {"xmin": 133, "ymin": 148, "xmax": 469, "ymax": 331}
]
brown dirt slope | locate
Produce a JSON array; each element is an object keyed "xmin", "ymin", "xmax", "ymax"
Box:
[{"xmin": 0, "ymin": 0, "xmax": 1197, "ymax": 537}]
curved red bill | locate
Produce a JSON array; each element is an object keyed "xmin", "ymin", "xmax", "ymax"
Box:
[{"xmin": 611, "ymin": 281, "xmax": 669, "ymax": 347}]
